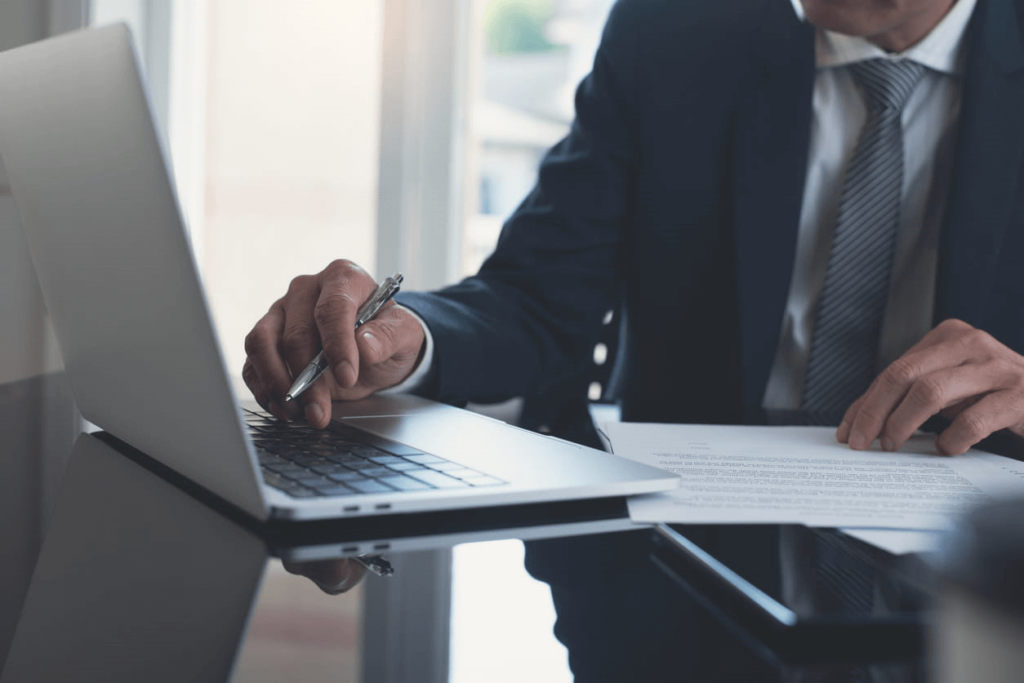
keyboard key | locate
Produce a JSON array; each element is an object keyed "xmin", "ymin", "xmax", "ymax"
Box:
[
  {"xmin": 273, "ymin": 446, "xmax": 310, "ymax": 457},
  {"xmin": 346, "ymin": 446, "xmax": 390, "ymax": 458},
  {"xmin": 340, "ymin": 460, "xmax": 379, "ymax": 471},
  {"xmin": 377, "ymin": 443, "xmax": 425, "ymax": 456},
  {"xmin": 307, "ymin": 462, "xmax": 349, "ymax": 475},
  {"xmin": 291, "ymin": 473, "xmax": 333, "ymax": 486},
  {"xmin": 264, "ymin": 462, "xmax": 306, "ymax": 475},
  {"xmin": 263, "ymin": 474, "xmax": 317, "ymax": 497},
  {"xmin": 328, "ymin": 471, "xmax": 370, "ymax": 483},
  {"xmin": 289, "ymin": 454, "xmax": 328, "ymax": 466},
  {"xmin": 359, "ymin": 466, "xmax": 397, "ymax": 478},
  {"xmin": 261, "ymin": 471, "xmax": 293, "ymax": 490},
  {"xmin": 257, "ymin": 451, "xmax": 287, "ymax": 465},
  {"xmin": 388, "ymin": 461, "xmax": 429, "ymax": 472},
  {"xmin": 325, "ymin": 454, "xmax": 365, "ymax": 466},
  {"xmin": 310, "ymin": 483, "xmax": 357, "ymax": 496},
  {"xmin": 406, "ymin": 470, "xmax": 469, "ymax": 489},
  {"xmin": 369, "ymin": 455, "xmax": 404, "ymax": 465},
  {"xmin": 377, "ymin": 475, "xmax": 433, "ymax": 491},
  {"xmin": 347, "ymin": 479, "xmax": 395, "ymax": 494},
  {"xmin": 405, "ymin": 454, "xmax": 446, "ymax": 465}
]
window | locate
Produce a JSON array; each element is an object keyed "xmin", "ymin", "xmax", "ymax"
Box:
[
  {"xmin": 461, "ymin": 0, "xmax": 615, "ymax": 275},
  {"xmin": 200, "ymin": 1, "xmax": 384, "ymax": 382},
  {"xmin": 93, "ymin": 0, "xmax": 385, "ymax": 386}
]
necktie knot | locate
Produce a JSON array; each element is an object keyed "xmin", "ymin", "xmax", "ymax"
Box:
[{"xmin": 849, "ymin": 58, "xmax": 925, "ymax": 113}]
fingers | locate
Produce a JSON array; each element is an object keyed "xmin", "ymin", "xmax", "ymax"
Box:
[
  {"xmin": 879, "ymin": 366, "xmax": 1007, "ymax": 452},
  {"xmin": 844, "ymin": 342, "xmax": 974, "ymax": 450},
  {"xmin": 838, "ymin": 319, "xmax": 1024, "ymax": 454},
  {"xmin": 296, "ymin": 377, "xmax": 333, "ymax": 429},
  {"xmin": 242, "ymin": 261, "xmax": 419, "ymax": 425},
  {"xmin": 281, "ymin": 558, "xmax": 367, "ymax": 595},
  {"xmin": 243, "ymin": 301, "xmax": 297, "ymax": 420},
  {"xmin": 835, "ymin": 396, "xmax": 862, "ymax": 444},
  {"xmin": 279, "ymin": 275, "xmax": 322, "ymax": 382},
  {"xmin": 937, "ymin": 390, "xmax": 1024, "ymax": 455},
  {"xmin": 315, "ymin": 261, "xmax": 379, "ymax": 389},
  {"xmin": 276, "ymin": 266, "xmax": 365, "ymax": 428}
]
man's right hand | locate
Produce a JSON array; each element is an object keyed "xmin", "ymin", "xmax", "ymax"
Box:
[{"xmin": 243, "ymin": 259, "xmax": 426, "ymax": 429}]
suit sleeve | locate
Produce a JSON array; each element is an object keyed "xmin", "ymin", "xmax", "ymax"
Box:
[{"xmin": 396, "ymin": 0, "xmax": 644, "ymax": 406}]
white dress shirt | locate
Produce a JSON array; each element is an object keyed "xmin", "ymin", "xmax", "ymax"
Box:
[{"xmin": 763, "ymin": 0, "xmax": 976, "ymax": 414}]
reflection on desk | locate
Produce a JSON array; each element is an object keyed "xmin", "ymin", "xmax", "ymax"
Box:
[
  {"xmin": 0, "ymin": 432, "xmax": 631, "ymax": 682},
  {"xmin": 1, "ymin": 430, "xmax": 941, "ymax": 682},
  {"xmin": 1, "ymin": 432, "xmax": 268, "ymax": 683}
]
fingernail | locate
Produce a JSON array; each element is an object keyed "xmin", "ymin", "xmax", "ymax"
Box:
[
  {"xmin": 881, "ymin": 436, "xmax": 895, "ymax": 452},
  {"xmin": 268, "ymin": 401, "xmax": 284, "ymax": 420},
  {"xmin": 305, "ymin": 402, "xmax": 324, "ymax": 425},
  {"xmin": 849, "ymin": 433, "xmax": 865, "ymax": 450},
  {"xmin": 362, "ymin": 330, "xmax": 380, "ymax": 355}
]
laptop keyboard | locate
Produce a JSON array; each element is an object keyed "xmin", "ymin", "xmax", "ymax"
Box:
[{"xmin": 243, "ymin": 408, "xmax": 506, "ymax": 498}]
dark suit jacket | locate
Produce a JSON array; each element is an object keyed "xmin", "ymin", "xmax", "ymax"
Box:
[{"xmin": 399, "ymin": 0, "xmax": 1024, "ymax": 431}]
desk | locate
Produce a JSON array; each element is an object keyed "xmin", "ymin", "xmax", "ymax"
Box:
[{"xmin": 0, "ymin": 406, "xmax": 932, "ymax": 682}]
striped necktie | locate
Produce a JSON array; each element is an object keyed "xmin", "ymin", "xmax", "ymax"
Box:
[{"xmin": 801, "ymin": 59, "xmax": 926, "ymax": 424}]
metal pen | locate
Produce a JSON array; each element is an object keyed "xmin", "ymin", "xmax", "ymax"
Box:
[{"xmin": 284, "ymin": 273, "xmax": 404, "ymax": 402}]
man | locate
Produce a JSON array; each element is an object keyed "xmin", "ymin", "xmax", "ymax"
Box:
[{"xmin": 245, "ymin": 0, "xmax": 1024, "ymax": 677}]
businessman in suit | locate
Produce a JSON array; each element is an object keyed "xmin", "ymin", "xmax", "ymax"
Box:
[{"xmin": 244, "ymin": 0, "xmax": 1024, "ymax": 677}]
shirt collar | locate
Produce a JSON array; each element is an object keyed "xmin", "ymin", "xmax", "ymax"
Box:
[{"xmin": 790, "ymin": 0, "xmax": 977, "ymax": 75}]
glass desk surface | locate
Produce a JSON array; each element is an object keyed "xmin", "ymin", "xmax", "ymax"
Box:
[{"xmin": 0, "ymin": 429, "xmax": 934, "ymax": 683}]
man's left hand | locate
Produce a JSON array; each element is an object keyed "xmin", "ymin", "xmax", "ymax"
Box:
[{"xmin": 836, "ymin": 319, "xmax": 1024, "ymax": 455}]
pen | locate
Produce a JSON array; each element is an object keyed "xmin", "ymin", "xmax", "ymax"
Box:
[{"xmin": 284, "ymin": 273, "xmax": 404, "ymax": 402}]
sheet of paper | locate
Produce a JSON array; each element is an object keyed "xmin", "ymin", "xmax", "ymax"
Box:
[{"xmin": 605, "ymin": 423, "xmax": 1024, "ymax": 530}]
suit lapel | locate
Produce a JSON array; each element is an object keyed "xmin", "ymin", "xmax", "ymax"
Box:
[
  {"xmin": 938, "ymin": 0, "xmax": 1024, "ymax": 324},
  {"xmin": 732, "ymin": 4, "xmax": 816, "ymax": 421}
]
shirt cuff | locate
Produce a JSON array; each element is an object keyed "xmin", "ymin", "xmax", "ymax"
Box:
[{"xmin": 376, "ymin": 305, "xmax": 435, "ymax": 395}]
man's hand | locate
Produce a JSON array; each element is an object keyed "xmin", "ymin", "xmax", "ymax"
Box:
[
  {"xmin": 242, "ymin": 259, "xmax": 426, "ymax": 429},
  {"xmin": 837, "ymin": 319, "xmax": 1024, "ymax": 455},
  {"xmin": 281, "ymin": 558, "xmax": 367, "ymax": 595}
]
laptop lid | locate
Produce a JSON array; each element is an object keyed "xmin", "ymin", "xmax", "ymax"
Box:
[{"xmin": 0, "ymin": 24, "xmax": 268, "ymax": 517}]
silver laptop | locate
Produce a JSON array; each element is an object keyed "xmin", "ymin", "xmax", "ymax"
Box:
[
  {"xmin": 2, "ymin": 431, "xmax": 650, "ymax": 683},
  {"xmin": 0, "ymin": 23, "xmax": 678, "ymax": 522}
]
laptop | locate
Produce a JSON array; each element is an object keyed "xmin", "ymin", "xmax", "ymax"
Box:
[
  {"xmin": 3, "ymin": 431, "xmax": 650, "ymax": 683},
  {"xmin": 0, "ymin": 23, "xmax": 678, "ymax": 522}
]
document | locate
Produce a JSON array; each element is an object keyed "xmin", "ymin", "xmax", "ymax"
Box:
[{"xmin": 605, "ymin": 423, "xmax": 1024, "ymax": 530}]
